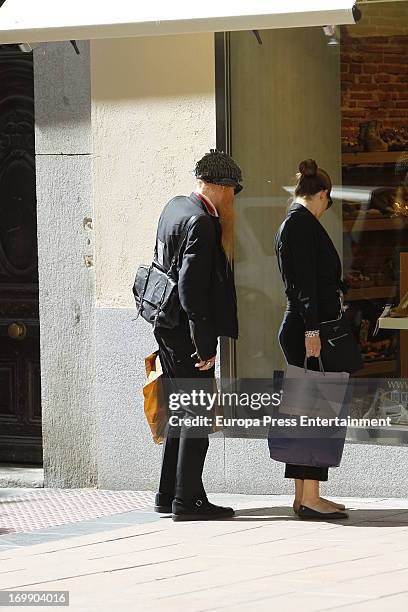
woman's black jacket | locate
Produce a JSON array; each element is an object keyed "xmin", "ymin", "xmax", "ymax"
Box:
[{"xmin": 275, "ymin": 202, "xmax": 347, "ymax": 331}]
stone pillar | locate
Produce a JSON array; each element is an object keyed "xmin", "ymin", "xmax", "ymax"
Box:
[{"xmin": 34, "ymin": 41, "xmax": 97, "ymax": 487}]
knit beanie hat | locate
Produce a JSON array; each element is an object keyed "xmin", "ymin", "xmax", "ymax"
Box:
[{"xmin": 195, "ymin": 149, "xmax": 243, "ymax": 194}]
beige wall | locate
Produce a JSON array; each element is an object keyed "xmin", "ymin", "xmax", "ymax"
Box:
[
  {"xmin": 89, "ymin": 30, "xmax": 342, "ymax": 376},
  {"xmin": 90, "ymin": 34, "xmax": 216, "ymax": 307},
  {"xmin": 230, "ymin": 27, "xmax": 343, "ymax": 377}
]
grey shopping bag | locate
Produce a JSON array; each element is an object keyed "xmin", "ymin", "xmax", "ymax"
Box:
[{"xmin": 279, "ymin": 356, "xmax": 349, "ymax": 419}]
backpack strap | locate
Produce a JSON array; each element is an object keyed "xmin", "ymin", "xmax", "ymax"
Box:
[{"xmin": 167, "ymin": 214, "xmax": 198, "ymax": 277}]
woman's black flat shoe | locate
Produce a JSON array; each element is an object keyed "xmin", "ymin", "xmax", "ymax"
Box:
[{"xmin": 298, "ymin": 505, "xmax": 349, "ymax": 520}]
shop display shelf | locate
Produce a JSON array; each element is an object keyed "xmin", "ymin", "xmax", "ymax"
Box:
[
  {"xmin": 378, "ymin": 317, "xmax": 408, "ymax": 330},
  {"xmin": 342, "ymin": 151, "xmax": 404, "ymax": 165},
  {"xmin": 345, "ymin": 286, "xmax": 397, "ymax": 301},
  {"xmin": 353, "ymin": 359, "xmax": 397, "ymax": 377},
  {"xmin": 343, "ymin": 217, "xmax": 408, "ymax": 232},
  {"xmin": 347, "ymin": 424, "xmax": 408, "ymax": 445}
]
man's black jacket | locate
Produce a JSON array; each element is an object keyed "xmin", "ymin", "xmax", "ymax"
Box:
[{"xmin": 154, "ymin": 192, "xmax": 238, "ymax": 361}]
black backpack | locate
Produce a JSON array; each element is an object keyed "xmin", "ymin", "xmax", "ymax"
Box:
[{"xmin": 132, "ymin": 215, "xmax": 197, "ymax": 329}]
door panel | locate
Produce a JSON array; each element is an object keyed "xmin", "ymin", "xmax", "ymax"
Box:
[{"xmin": 0, "ymin": 46, "xmax": 42, "ymax": 464}]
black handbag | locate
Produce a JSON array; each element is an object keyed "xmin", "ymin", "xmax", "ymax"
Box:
[
  {"xmin": 132, "ymin": 215, "xmax": 197, "ymax": 329},
  {"xmin": 319, "ymin": 295, "xmax": 363, "ymax": 374}
]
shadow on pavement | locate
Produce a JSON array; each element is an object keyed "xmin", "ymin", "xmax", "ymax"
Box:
[{"xmin": 232, "ymin": 506, "xmax": 408, "ymax": 526}]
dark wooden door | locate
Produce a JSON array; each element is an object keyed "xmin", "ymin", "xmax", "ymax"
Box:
[{"xmin": 0, "ymin": 46, "xmax": 42, "ymax": 464}]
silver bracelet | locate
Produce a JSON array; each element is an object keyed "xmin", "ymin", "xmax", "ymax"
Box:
[{"xmin": 305, "ymin": 329, "xmax": 320, "ymax": 337}]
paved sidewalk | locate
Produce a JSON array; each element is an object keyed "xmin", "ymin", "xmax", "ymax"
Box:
[{"xmin": 1, "ymin": 491, "xmax": 408, "ymax": 611}]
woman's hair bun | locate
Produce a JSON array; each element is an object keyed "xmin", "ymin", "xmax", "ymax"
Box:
[{"xmin": 299, "ymin": 159, "xmax": 318, "ymax": 177}]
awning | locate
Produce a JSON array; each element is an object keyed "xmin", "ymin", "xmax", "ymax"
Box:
[{"xmin": 0, "ymin": 1, "xmax": 359, "ymax": 45}]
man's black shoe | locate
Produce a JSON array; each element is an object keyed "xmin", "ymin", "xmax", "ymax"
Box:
[
  {"xmin": 172, "ymin": 498, "xmax": 235, "ymax": 522},
  {"xmin": 154, "ymin": 492, "xmax": 172, "ymax": 514}
]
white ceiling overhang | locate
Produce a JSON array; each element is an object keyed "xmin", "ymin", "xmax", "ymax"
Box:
[{"xmin": 0, "ymin": 1, "xmax": 358, "ymax": 45}]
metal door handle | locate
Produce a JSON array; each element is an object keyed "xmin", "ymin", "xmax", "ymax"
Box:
[{"xmin": 8, "ymin": 322, "xmax": 27, "ymax": 340}]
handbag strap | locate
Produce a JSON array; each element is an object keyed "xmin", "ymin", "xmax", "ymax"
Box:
[{"xmin": 304, "ymin": 355, "xmax": 325, "ymax": 374}]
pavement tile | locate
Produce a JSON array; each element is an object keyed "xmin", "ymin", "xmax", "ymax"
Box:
[
  {"xmin": 0, "ymin": 547, "xmax": 204, "ymax": 590},
  {"xmin": 292, "ymin": 525, "xmax": 408, "ymax": 544},
  {"xmin": 274, "ymin": 557, "xmax": 408, "ymax": 590},
  {"xmin": 2, "ymin": 492, "xmax": 408, "ymax": 611},
  {"xmin": 322, "ymin": 591, "xmax": 408, "ymax": 612},
  {"xmin": 0, "ymin": 489, "xmax": 155, "ymax": 535},
  {"xmin": 21, "ymin": 567, "xmax": 291, "ymax": 612},
  {"xmin": 209, "ymin": 594, "xmax": 357, "ymax": 612},
  {"xmin": 0, "ymin": 522, "xmax": 168, "ymax": 558}
]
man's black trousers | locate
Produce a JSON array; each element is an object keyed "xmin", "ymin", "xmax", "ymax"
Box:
[{"xmin": 154, "ymin": 320, "xmax": 215, "ymax": 505}]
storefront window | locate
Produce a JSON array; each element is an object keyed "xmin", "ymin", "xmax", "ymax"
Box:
[{"xmin": 227, "ymin": 1, "xmax": 408, "ymax": 438}]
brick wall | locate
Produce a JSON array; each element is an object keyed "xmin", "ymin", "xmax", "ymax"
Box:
[{"xmin": 341, "ymin": 31, "xmax": 408, "ymax": 144}]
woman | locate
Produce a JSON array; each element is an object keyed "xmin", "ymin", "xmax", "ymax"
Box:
[{"xmin": 271, "ymin": 159, "xmax": 348, "ymax": 520}]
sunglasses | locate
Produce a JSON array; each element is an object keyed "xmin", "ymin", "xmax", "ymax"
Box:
[{"xmin": 218, "ymin": 179, "xmax": 243, "ymax": 195}]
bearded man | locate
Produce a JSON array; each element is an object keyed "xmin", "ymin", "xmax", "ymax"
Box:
[{"xmin": 153, "ymin": 149, "xmax": 242, "ymax": 521}]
